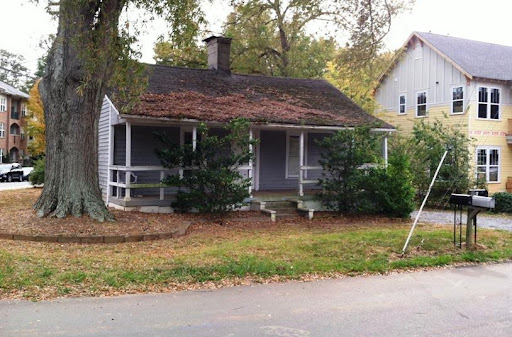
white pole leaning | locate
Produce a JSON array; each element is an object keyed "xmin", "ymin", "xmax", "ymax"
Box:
[{"xmin": 401, "ymin": 150, "xmax": 449, "ymax": 255}]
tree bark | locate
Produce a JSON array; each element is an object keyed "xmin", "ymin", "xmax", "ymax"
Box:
[{"xmin": 36, "ymin": 0, "xmax": 124, "ymax": 221}]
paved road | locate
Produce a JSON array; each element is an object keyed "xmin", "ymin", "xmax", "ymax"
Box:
[
  {"xmin": 412, "ymin": 210, "xmax": 512, "ymax": 231},
  {"xmin": 2, "ymin": 263, "xmax": 512, "ymax": 337},
  {"xmin": 0, "ymin": 181, "xmax": 32, "ymax": 191}
]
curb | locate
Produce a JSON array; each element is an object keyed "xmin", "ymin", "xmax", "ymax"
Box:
[{"xmin": 0, "ymin": 222, "xmax": 190, "ymax": 244}]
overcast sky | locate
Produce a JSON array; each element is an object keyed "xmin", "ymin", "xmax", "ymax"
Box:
[{"xmin": 1, "ymin": 0, "xmax": 512, "ymax": 75}]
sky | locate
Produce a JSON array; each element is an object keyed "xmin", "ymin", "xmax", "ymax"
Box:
[{"xmin": 1, "ymin": 0, "xmax": 512, "ymax": 76}]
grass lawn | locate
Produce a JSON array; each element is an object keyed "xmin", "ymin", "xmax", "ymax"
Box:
[{"xmin": 1, "ymin": 215, "xmax": 512, "ymax": 300}]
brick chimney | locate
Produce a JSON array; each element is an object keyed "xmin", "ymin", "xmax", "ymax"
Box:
[{"xmin": 203, "ymin": 36, "xmax": 232, "ymax": 74}]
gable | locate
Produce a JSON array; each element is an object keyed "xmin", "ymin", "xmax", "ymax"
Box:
[{"xmin": 375, "ymin": 38, "xmax": 467, "ymax": 111}]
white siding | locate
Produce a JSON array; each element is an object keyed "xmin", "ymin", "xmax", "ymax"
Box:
[
  {"xmin": 376, "ymin": 40, "xmax": 467, "ymax": 113},
  {"xmin": 98, "ymin": 96, "xmax": 112, "ymax": 202}
]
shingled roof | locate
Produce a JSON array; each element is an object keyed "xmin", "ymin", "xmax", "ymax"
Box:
[
  {"xmin": 415, "ymin": 32, "xmax": 512, "ymax": 81},
  {"xmin": 125, "ymin": 64, "xmax": 393, "ymax": 129}
]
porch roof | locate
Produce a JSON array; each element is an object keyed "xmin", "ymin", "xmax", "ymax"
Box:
[{"xmin": 120, "ymin": 64, "xmax": 394, "ymax": 129}]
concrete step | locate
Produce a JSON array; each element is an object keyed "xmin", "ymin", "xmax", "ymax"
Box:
[
  {"xmin": 270, "ymin": 207, "xmax": 299, "ymax": 214},
  {"xmin": 265, "ymin": 201, "xmax": 295, "ymax": 208}
]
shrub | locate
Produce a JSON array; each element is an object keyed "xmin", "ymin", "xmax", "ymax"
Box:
[
  {"xmin": 156, "ymin": 118, "xmax": 256, "ymax": 214},
  {"xmin": 30, "ymin": 157, "xmax": 45, "ymax": 185},
  {"xmin": 368, "ymin": 151, "xmax": 415, "ymax": 218},
  {"xmin": 391, "ymin": 117, "xmax": 476, "ymax": 208},
  {"xmin": 493, "ymin": 192, "xmax": 512, "ymax": 213},
  {"xmin": 317, "ymin": 126, "xmax": 381, "ymax": 213}
]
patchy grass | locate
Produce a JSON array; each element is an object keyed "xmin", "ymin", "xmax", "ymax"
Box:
[{"xmin": 1, "ymin": 219, "xmax": 512, "ymax": 300}]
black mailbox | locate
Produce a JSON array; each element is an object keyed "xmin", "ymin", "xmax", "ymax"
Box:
[{"xmin": 449, "ymin": 193, "xmax": 472, "ymax": 206}]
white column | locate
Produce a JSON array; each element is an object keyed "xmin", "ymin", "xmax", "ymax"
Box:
[
  {"xmin": 383, "ymin": 134, "xmax": 389, "ymax": 167},
  {"xmin": 160, "ymin": 170, "xmax": 165, "ymax": 200},
  {"xmin": 192, "ymin": 126, "xmax": 197, "ymax": 151},
  {"xmin": 248, "ymin": 128, "xmax": 253, "ymax": 195},
  {"xmin": 299, "ymin": 130, "xmax": 305, "ymax": 197},
  {"xmin": 124, "ymin": 121, "xmax": 132, "ymax": 201}
]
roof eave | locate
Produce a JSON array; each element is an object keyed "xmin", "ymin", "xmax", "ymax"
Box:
[{"xmin": 119, "ymin": 113, "xmax": 395, "ymax": 131}]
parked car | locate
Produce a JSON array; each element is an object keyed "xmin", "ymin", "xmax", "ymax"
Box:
[
  {"xmin": 22, "ymin": 167, "xmax": 34, "ymax": 181},
  {"xmin": 0, "ymin": 163, "xmax": 24, "ymax": 182}
]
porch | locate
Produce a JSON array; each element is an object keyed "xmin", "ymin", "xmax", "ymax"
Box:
[{"xmin": 102, "ymin": 117, "xmax": 391, "ymax": 213}]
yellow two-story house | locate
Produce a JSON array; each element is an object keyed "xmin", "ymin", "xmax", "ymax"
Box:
[{"xmin": 375, "ymin": 31, "xmax": 512, "ymax": 194}]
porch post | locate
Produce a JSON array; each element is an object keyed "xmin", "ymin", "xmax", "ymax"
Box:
[
  {"xmin": 299, "ymin": 130, "xmax": 305, "ymax": 196},
  {"xmin": 383, "ymin": 134, "xmax": 389, "ymax": 167},
  {"xmin": 160, "ymin": 170, "xmax": 165, "ymax": 200},
  {"xmin": 192, "ymin": 126, "xmax": 197, "ymax": 151},
  {"xmin": 248, "ymin": 128, "xmax": 253, "ymax": 196},
  {"xmin": 124, "ymin": 121, "xmax": 132, "ymax": 201}
]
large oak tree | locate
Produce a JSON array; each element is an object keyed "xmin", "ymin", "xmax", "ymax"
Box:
[{"xmin": 36, "ymin": 0, "xmax": 201, "ymax": 221}]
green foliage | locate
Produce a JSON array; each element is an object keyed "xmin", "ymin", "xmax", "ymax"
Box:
[
  {"xmin": 493, "ymin": 193, "xmax": 512, "ymax": 213},
  {"xmin": 156, "ymin": 118, "xmax": 257, "ymax": 214},
  {"xmin": 400, "ymin": 118, "xmax": 475, "ymax": 207},
  {"xmin": 30, "ymin": 158, "xmax": 45, "ymax": 186},
  {"xmin": 0, "ymin": 49, "xmax": 30, "ymax": 92},
  {"xmin": 324, "ymin": 49, "xmax": 394, "ymax": 112},
  {"xmin": 153, "ymin": 40, "xmax": 207, "ymax": 69},
  {"xmin": 367, "ymin": 149, "xmax": 416, "ymax": 218},
  {"xmin": 317, "ymin": 126, "xmax": 381, "ymax": 213},
  {"xmin": 223, "ymin": 0, "xmax": 411, "ymax": 78},
  {"xmin": 317, "ymin": 127, "xmax": 414, "ymax": 218}
]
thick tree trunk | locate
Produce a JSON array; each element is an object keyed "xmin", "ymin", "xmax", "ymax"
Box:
[{"xmin": 35, "ymin": 0, "xmax": 124, "ymax": 222}]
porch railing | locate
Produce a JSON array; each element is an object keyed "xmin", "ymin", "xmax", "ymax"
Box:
[
  {"xmin": 107, "ymin": 164, "xmax": 254, "ymax": 204},
  {"xmin": 298, "ymin": 165, "xmax": 322, "ymax": 196},
  {"xmin": 108, "ymin": 165, "xmax": 173, "ymax": 202}
]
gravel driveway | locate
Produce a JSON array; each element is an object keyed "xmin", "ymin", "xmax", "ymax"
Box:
[{"xmin": 412, "ymin": 209, "xmax": 512, "ymax": 231}]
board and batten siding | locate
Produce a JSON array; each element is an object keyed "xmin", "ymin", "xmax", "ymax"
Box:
[
  {"xmin": 97, "ymin": 96, "xmax": 112, "ymax": 201},
  {"xmin": 375, "ymin": 39, "xmax": 469, "ymax": 135}
]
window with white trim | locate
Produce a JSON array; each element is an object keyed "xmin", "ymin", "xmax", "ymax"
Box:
[
  {"xmin": 416, "ymin": 91, "xmax": 427, "ymax": 117},
  {"xmin": 0, "ymin": 123, "xmax": 4, "ymax": 138},
  {"xmin": 0, "ymin": 96, "xmax": 6, "ymax": 112},
  {"xmin": 286, "ymin": 134, "xmax": 300, "ymax": 178},
  {"xmin": 478, "ymin": 87, "xmax": 500, "ymax": 119},
  {"xmin": 0, "ymin": 148, "xmax": 3, "ymax": 163},
  {"xmin": 476, "ymin": 147, "xmax": 500, "ymax": 183},
  {"xmin": 452, "ymin": 86, "xmax": 464, "ymax": 114},
  {"xmin": 21, "ymin": 104, "xmax": 27, "ymax": 117},
  {"xmin": 398, "ymin": 94, "xmax": 406, "ymax": 114},
  {"xmin": 20, "ymin": 127, "xmax": 25, "ymax": 140}
]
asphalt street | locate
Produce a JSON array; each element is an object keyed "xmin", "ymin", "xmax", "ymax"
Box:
[{"xmin": 2, "ymin": 263, "xmax": 512, "ymax": 336}]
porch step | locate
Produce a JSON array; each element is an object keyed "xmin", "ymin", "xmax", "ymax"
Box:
[{"xmin": 264, "ymin": 201, "xmax": 295, "ymax": 208}]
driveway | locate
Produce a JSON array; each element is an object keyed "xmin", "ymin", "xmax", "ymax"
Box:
[
  {"xmin": 0, "ymin": 181, "xmax": 32, "ymax": 192},
  {"xmin": 2, "ymin": 263, "xmax": 512, "ymax": 337},
  {"xmin": 412, "ymin": 209, "xmax": 512, "ymax": 231}
]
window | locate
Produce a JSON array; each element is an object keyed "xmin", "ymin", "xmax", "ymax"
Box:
[
  {"xmin": 0, "ymin": 123, "xmax": 4, "ymax": 138},
  {"xmin": 286, "ymin": 134, "xmax": 300, "ymax": 178},
  {"xmin": 478, "ymin": 87, "xmax": 500, "ymax": 119},
  {"xmin": 452, "ymin": 86, "xmax": 464, "ymax": 114},
  {"xmin": 0, "ymin": 96, "xmax": 6, "ymax": 112},
  {"xmin": 20, "ymin": 128, "xmax": 25, "ymax": 140},
  {"xmin": 476, "ymin": 147, "xmax": 500, "ymax": 183},
  {"xmin": 398, "ymin": 95, "xmax": 406, "ymax": 114},
  {"xmin": 0, "ymin": 148, "xmax": 3, "ymax": 163},
  {"xmin": 21, "ymin": 104, "xmax": 26, "ymax": 117},
  {"xmin": 10, "ymin": 123, "xmax": 19, "ymax": 135},
  {"xmin": 416, "ymin": 91, "xmax": 427, "ymax": 117}
]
